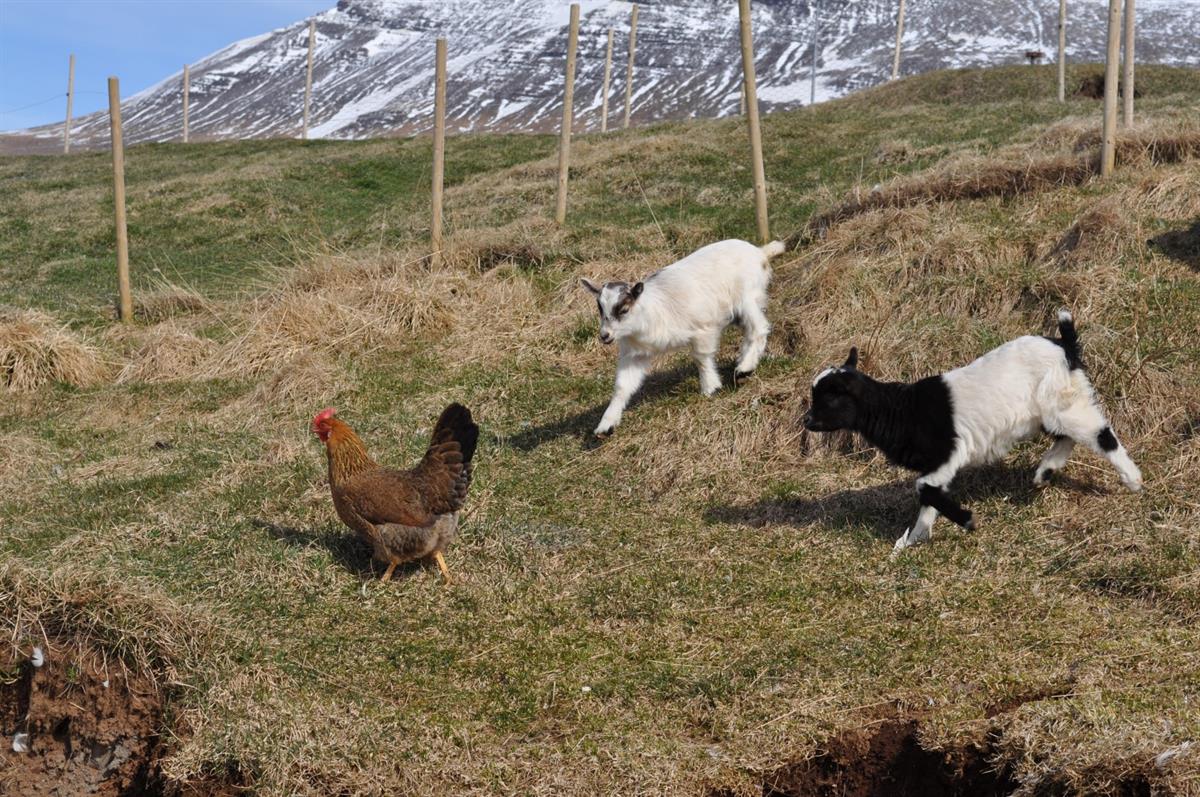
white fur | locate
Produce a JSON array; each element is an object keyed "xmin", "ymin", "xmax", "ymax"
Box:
[
  {"xmin": 585, "ymin": 239, "xmax": 784, "ymax": 435},
  {"xmin": 893, "ymin": 321, "xmax": 1143, "ymax": 553}
]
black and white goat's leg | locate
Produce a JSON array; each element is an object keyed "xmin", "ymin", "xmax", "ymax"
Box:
[
  {"xmin": 1034, "ymin": 436, "xmax": 1075, "ymax": 485},
  {"xmin": 734, "ymin": 300, "xmax": 770, "ymax": 383},
  {"xmin": 691, "ymin": 330, "xmax": 722, "ymax": 397},
  {"xmin": 893, "ymin": 472, "xmax": 971, "ymax": 554},
  {"xmin": 1053, "ymin": 403, "xmax": 1143, "ymax": 491},
  {"xmin": 919, "ymin": 483, "xmax": 975, "ymax": 529},
  {"xmin": 594, "ymin": 351, "xmax": 651, "ymax": 436}
]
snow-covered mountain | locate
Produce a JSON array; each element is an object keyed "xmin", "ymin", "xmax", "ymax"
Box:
[{"xmin": 11, "ymin": 0, "xmax": 1200, "ymax": 150}]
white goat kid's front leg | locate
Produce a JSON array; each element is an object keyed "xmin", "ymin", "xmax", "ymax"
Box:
[
  {"xmin": 692, "ymin": 331, "xmax": 722, "ymax": 397},
  {"xmin": 1034, "ymin": 436, "xmax": 1075, "ymax": 485},
  {"xmin": 734, "ymin": 302, "xmax": 770, "ymax": 380},
  {"xmin": 595, "ymin": 351, "xmax": 651, "ymax": 436}
]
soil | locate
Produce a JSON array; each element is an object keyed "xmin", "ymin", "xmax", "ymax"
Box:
[
  {"xmin": 709, "ymin": 703, "xmax": 1172, "ymax": 797},
  {"xmin": 0, "ymin": 640, "xmax": 243, "ymax": 797},
  {"xmin": 1075, "ymin": 73, "xmax": 1142, "ymax": 101},
  {"xmin": 756, "ymin": 712, "xmax": 1016, "ymax": 797}
]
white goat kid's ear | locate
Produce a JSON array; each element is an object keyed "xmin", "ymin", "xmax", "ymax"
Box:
[
  {"xmin": 631, "ymin": 282, "xmax": 644, "ymax": 299},
  {"xmin": 580, "ymin": 278, "xmax": 602, "ymax": 296}
]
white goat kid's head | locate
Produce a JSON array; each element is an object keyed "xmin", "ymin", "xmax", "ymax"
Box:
[{"xmin": 580, "ymin": 278, "xmax": 644, "ymax": 345}]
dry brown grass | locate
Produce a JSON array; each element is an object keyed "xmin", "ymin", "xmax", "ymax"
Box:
[
  {"xmin": 132, "ymin": 282, "xmax": 215, "ymax": 323},
  {"xmin": 0, "ymin": 309, "xmax": 105, "ymax": 391},
  {"xmin": 806, "ymin": 120, "xmax": 1200, "ymax": 241},
  {"xmin": 0, "ymin": 559, "xmax": 235, "ymax": 689},
  {"xmin": 200, "ymin": 247, "xmax": 554, "ymax": 385},
  {"xmin": 113, "ymin": 321, "xmax": 218, "ymax": 384}
]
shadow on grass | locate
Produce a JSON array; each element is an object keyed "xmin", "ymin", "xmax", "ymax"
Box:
[
  {"xmin": 704, "ymin": 463, "xmax": 1098, "ymax": 542},
  {"xmin": 1148, "ymin": 218, "xmax": 1200, "ymax": 270},
  {"xmin": 252, "ymin": 518, "xmax": 373, "ymax": 576},
  {"xmin": 506, "ymin": 363, "xmax": 699, "ymax": 452},
  {"xmin": 250, "ymin": 518, "xmax": 431, "ymax": 582}
]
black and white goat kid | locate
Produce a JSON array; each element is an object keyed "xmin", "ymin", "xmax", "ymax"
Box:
[
  {"xmin": 582, "ymin": 239, "xmax": 785, "ymax": 436},
  {"xmin": 802, "ymin": 312, "xmax": 1143, "ymax": 553}
]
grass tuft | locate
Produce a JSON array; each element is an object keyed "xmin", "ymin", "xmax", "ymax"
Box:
[{"xmin": 0, "ymin": 308, "xmax": 105, "ymax": 391}]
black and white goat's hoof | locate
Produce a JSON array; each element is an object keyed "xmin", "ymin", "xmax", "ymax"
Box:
[
  {"xmin": 890, "ymin": 526, "xmax": 931, "ymax": 557},
  {"xmin": 734, "ymin": 369, "xmax": 755, "ymax": 386}
]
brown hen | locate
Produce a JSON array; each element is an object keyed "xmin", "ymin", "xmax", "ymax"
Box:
[{"xmin": 311, "ymin": 403, "xmax": 479, "ymax": 584}]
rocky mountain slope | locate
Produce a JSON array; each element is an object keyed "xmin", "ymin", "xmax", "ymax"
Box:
[{"xmin": 9, "ymin": 0, "xmax": 1200, "ymax": 150}]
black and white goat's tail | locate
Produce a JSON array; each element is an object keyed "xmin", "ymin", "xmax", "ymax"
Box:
[{"xmin": 1056, "ymin": 309, "xmax": 1084, "ymax": 370}]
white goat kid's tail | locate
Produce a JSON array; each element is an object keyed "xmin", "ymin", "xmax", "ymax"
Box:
[{"xmin": 760, "ymin": 241, "xmax": 786, "ymax": 259}]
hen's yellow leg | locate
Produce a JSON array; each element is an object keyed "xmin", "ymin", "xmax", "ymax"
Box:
[
  {"xmin": 380, "ymin": 561, "xmax": 398, "ymax": 583},
  {"xmin": 434, "ymin": 551, "xmax": 452, "ymax": 585}
]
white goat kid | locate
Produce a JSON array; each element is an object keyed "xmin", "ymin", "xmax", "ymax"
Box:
[{"xmin": 582, "ymin": 239, "xmax": 785, "ymax": 436}]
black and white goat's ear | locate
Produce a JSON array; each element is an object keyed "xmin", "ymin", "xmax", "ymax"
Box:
[
  {"xmin": 580, "ymin": 278, "xmax": 602, "ymax": 296},
  {"xmin": 631, "ymin": 281, "xmax": 644, "ymax": 299},
  {"xmin": 843, "ymin": 347, "xmax": 859, "ymax": 370}
]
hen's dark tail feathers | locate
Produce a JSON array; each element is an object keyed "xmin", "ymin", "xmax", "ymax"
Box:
[
  {"xmin": 1056, "ymin": 310, "xmax": 1084, "ymax": 370},
  {"xmin": 431, "ymin": 403, "xmax": 479, "ymax": 510},
  {"xmin": 434, "ymin": 403, "xmax": 478, "ymax": 465}
]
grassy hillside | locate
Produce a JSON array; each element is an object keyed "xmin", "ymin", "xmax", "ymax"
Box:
[{"xmin": 1, "ymin": 64, "xmax": 1199, "ymax": 795}]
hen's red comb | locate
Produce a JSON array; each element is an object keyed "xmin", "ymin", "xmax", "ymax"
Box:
[{"xmin": 311, "ymin": 407, "xmax": 337, "ymax": 430}]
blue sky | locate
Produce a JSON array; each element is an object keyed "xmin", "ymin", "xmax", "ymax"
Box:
[{"xmin": 0, "ymin": 0, "xmax": 332, "ymax": 131}]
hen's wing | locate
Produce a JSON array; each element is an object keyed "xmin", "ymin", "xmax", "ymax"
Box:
[
  {"xmin": 334, "ymin": 404, "xmax": 479, "ymax": 529},
  {"xmin": 333, "ymin": 470, "xmax": 432, "ymax": 528}
]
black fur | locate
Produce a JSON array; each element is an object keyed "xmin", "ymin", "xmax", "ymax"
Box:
[
  {"xmin": 805, "ymin": 365, "xmax": 958, "ymax": 476},
  {"xmin": 1046, "ymin": 314, "xmax": 1084, "ymax": 371},
  {"xmin": 1097, "ymin": 426, "xmax": 1118, "ymax": 452},
  {"xmin": 805, "ymin": 362, "xmax": 972, "ymax": 535},
  {"xmin": 919, "ymin": 484, "xmax": 975, "ymax": 530},
  {"xmin": 848, "ymin": 375, "xmax": 956, "ymax": 475}
]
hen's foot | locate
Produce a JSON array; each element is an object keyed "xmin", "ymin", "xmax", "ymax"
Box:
[
  {"xmin": 434, "ymin": 551, "xmax": 453, "ymax": 585},
  {"xmin": 380, "ymin": 561, "xmax": 398, "ymax": 583}
]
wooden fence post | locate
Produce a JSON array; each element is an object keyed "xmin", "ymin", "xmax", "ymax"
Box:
[
  {"xmin": 63, "ymin": 54, "xmax": 75, "ymax": 154},
  {"xmin": 1101, "ymin": 0, "xmax": 1122, "ymax": 176},
  {"xmin": 182, "ymin": 65, "xmax": 190, "ymax": 143},
  {"xmin": 1122, "ymin": 0, "xmax": 1135, "ymax": 126},
  {"xmin": 810, "ymin": 0, "xmax": 819, "ymax": 104},
  {"xmin": 302, "ymin": 20, "xmax": 315, "ymax": 139},
  {"xmin": 555, "ymin": 4, "xmax": 580, "ymax": 225},
  {"xmin": 107, "ymin": 77, "xmax": 133, "ymax": 322},
  {"xmin": 601, "ymin": 29, "xmax": 613, "ymax": 133},
  {"xmin": 1057, "ymin": 0, "xmax": 1067, "ymax": 102},
  {"xmin": 623, "ymin": 3, "xmax": 638, "ymax": 129},
  {"xmin": 431, "ymin": 38, "xmax": 447, "ymax": 267},
  {"xmin": 891, "ymin": 0, "xmax": 906, "ymax": 80},
  {"xmin": 738, "ymin": 0, "xmax": 769, "ymax": 243}
]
